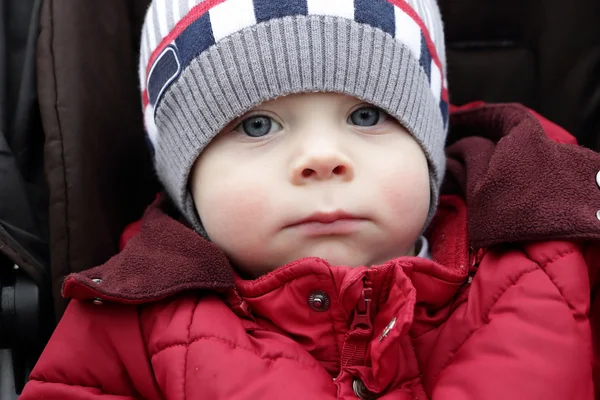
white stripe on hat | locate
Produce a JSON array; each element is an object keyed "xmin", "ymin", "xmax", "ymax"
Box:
[
  {"xmin": 169, "ymin": 0, "xmax": 181, "ymax": 29},
  {"xmin": 394, "ymin": 6, "xmax": 421, "ymax": 61},
  {"xmin": 188, "ymin": 0, "xmax": 197, "ymax": 13},
  {"xmin": 306, "ymin": 0, "xmax": 354, "ymax": 20},
  {"xmin": 146, "ymin": 5, "xmax": 159, "ymax": 59},
  {"xmin": 421, "ymin": 0, "xmax": 434, "ymax": 47},
  {"xmin": 209, "ymin": 0, "xmax": 257, "ymax": 42},
  {"xmin": 156, "ymin": 0, "xmax": 170, "ymax": 40},
  {"xmin": 144, "ymin": 105, "xmax": 159, "ymax": 146},
  {"xmin": 142, "ymin": 27, "xmax": 151, "ymax": 65},
  {"xmin": 430, "ymin": 59, "xmax": 441, "ymax": 103},
  {"xmin": 179, "ymin": 0, "xmax": 189, "ymax": 21},
  {"xmin": 431, "ymin": 3, "xmax": 447, "ymax": 71},
  {"xmin": 140, "ymin": 26, "xmax": 150, "ymax": 90}
]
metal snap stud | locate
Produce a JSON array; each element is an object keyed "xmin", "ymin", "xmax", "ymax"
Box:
[
  {"xmin": 92, "ymin": 298, "xmax": 103, "ymax": 305},
  {"xmin": 596, "ymin": 171, "xmax": 600, "ymax": 189},
  {"xmin": 92, "ymin": 278, "xmax": 103, "ymax": 284},
  {"xmin": 596, "ymin": 210, "xmax": 600, "ymax": 221},
  {"xmin": 308, "ymin": 290, "xmax": 330, "ymax": 312},
  {"xmin": 353, "ymin": 379, "xmax": 376, "ymax": 400}
]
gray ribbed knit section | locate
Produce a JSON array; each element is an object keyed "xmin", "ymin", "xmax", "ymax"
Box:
[{"xmin": 154, "ymin": 15, "xmax": 446, "ymax": 230}]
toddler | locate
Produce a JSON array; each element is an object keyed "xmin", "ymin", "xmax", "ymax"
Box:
[{"xmin": 21, "ymin": 0, "xmax": 598, "ymax": 399}]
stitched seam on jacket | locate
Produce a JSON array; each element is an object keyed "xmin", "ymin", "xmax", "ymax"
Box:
[
  {"xmin": 431, "ymin": 266, "xmax": 538, "ymax": 386},
  {"xmin": 28, "ymin": 379, "xmax": 136, "ymax": 398},
  {"xmin": 182, "ymin": 298, "xmax": 198, "ymax": 400},
  {"xmin": 151, "ymin": 336, "xmax": 320, "ymax": 370},
  {"xmin": 535, "ymin": 248, "xmax": 578, "ymax": 269},
  {"xmin": 325, "ymin": 268, "xmax": 343, "ymax": 366},
  {"xmin": 325, "ymin": 303, "xmax": 342, "ymax": 366},
  {"xmin": 524, "ymin": 248, "xmax": 583, "ymax": 319},
  {"xmin": 137, "ymin": 307, "xmax": 161, "ymax": 399}
]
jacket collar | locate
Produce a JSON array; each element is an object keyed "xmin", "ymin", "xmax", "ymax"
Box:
[
  {"xmin": 63, "ymin": 200, "xmax": 235, "ymax": 304},
  {"xmin": 447, "ymin": 103, "xmax": 600, "ymax": 248}
]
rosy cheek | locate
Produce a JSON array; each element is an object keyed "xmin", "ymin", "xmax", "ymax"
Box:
[
  {"xmin": 381, "ymin": 172, "xmax": 430, "ymax": 217},
  {"xmin": 199, "ymin": 178, "xmax": 272, "ymax": 244}
]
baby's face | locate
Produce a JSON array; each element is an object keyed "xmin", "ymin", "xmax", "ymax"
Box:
[{"xmin": 190, "ymin": 93, "xmax": 430, "ymax": 277}]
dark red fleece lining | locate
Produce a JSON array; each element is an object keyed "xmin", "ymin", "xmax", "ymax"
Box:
[{"xmin": 447, "ymin": 104, "xmax": 600, "ymax": 248}]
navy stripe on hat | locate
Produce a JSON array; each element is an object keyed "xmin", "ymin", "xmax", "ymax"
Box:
[
  {"xmin": 354, "ymin": 0, "xmax": 395, "ymax": 36},
  {"xmin": 440, "ymin": 99, "xmax": 449, "ymax": 128},
  {"xmin": 175, "ymin": 13, "xmax": 215, "ymax": 71},
  {"xmin": 254, "ymin": 0, "xmax": 308, "ymax": 22},
  {"xmin": 148, "ymin": 46, "xmax": 181, "ymax": 107},
  {"xmin": 149, "ymin": 13, "xmax": 215, "ymax": 108},
  {"xmin": 419, "ymin": 31, "xmax": 431, "ymax": 82}
]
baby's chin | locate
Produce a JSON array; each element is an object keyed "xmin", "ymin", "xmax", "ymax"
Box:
[
  {"xmin": 233, "ymin": 243, "xmax": 415, "ymax": 278},
  {"xmin": 290, "ymin": 241, "xmax": 416, "ymax": 267}
]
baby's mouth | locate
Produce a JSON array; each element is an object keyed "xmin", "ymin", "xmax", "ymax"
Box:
[{"xmin": 284, "ymin": 211, "xmax": 368, "ymax": 236}]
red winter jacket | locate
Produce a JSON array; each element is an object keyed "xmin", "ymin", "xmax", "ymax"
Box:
[{"xmin": 21, "ymin": 104, "xmax": 600, "ymax": 399}]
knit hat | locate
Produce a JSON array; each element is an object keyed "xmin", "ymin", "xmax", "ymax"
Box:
[{"xmin": 139, "ymin": 0, "xmax": 448, "ymax": 231}]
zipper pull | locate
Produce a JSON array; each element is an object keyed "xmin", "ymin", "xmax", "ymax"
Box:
[
  {"xmin": 350, "ymin": 286, "xmax": 373, "ymax": 333},
  {"xmin": 340, "ymin": 280, "xmax": 374, "ymax": 368}
]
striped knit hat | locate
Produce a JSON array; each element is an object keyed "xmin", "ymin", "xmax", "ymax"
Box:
[{"xmin": 139, "ymin": 0, "xmax": 448, "ymax": 231}]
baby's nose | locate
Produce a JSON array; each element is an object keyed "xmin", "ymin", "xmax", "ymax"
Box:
[{"xmin": 291, "ymin": 151, "xmax": 354, "ymax": 184}]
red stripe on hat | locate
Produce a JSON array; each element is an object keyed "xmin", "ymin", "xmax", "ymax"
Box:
[
  {"xmin": 387, "ymin": 0, "xmax": 448, "ymax": 102},
  {"xmin": 142, "ymin": 90, "xmax": 149, "ymax": 108},
  {"xmin": 144, "ymin": 0, "xmax": 227, "ymax": 87}
]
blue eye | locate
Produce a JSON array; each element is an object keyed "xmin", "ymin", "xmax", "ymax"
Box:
[
  {"xmin": 349, "ymin": 107, "xmax": 386, "ymax": 127},
  {"xmin": 237, "ymin": 115, "xmax": 282, "ymax": 137}
]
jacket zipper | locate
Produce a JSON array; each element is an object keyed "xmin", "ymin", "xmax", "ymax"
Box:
[
  {"xmin": 340, "ymin": 277, "xmax": 374, "ymax": 368},
  {"xmin": 350, "ymin": 284, "xmax": 373, "ymax": 333}
]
